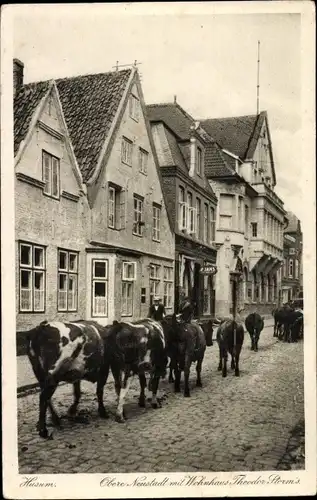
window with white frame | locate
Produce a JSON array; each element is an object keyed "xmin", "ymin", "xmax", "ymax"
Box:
[
  {"xmin": 42, "ymin": 151, "xmax": 60, "ymax": 199},
  {"xmin": 108, "ymin": 187, "xmax": 116, "ymax": 228},
  {"xmin": 210, "ymin": 206, "xmax": 216, "ymax": 243},
  {"xmin": 163, "ymin": 266, "xmax": 173, "ymax": 308},
  {"xmin": 58, "ymin": 250, "xmax": 78, "ymax": 311},
  {"xmin": 129, "ymin": 94, "xmax": 139, "ymax": 121},
  {"xmin": 178, "ymin": 186, "xmax": 187, "ymax": 231},
  {"xmin": 133, "ymin": 195, "xmax": 144, "ymax": 236},
  {"xmin": 197, "ymin": 147, "xmax": 203, "ymax": 176},
  {"xmin": 251, "ymin": 222, "xmax": 258, "ymax": 238},
  {"xmin": 149, "ymin": 264, "xmax": 161, "ymax": 305},
  {"xmin": 289, "ymin": 259, "xmax": 294, "ymax": 278},
  {"xmin": 245, "ymin": 205, "xmax": 249, "ymax": 237},
  {"xmin": 152, "ymin": 204, "xmax": 161, "ymax": 241},
  {"xmin": 108, "ymin": 184, "xmax": 124, "ymax": 230},
  {"xmin": 92, "ymin": 260, "xmax": 108, "ymax": 317},
  {"xmin": 203, "ymin": 203, "xmax": 208, "ymax": 241},
  {"xmin": 19, "ymin": 243, "xmax": 45, "ymax": 312},
  {"xmin": 294, "ymin": 259, "xmax": 299, "ymax": 279},
  {"xmin": 121, "ymin": 262, "xmax": 136, "ymax": 316},
  {"xmin": 139, "ymin": 148, "xmax": 148, "ymax": 174},
  {"xmin": 187, "ymin": 192, "xmax": 196, "ymax": 235},
  {"xmin": 196, "ymin": 198, "xmax": 201, "ymax": 239},
  {"xmin": 219, "ymin": 194, "xmax": 234, "ymax": 229},
  {"xmin": 121, "ymin": 137, "xmax": 133, "ymax": 166}
]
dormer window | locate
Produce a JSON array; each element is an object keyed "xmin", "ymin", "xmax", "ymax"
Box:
[
  {"xmin": 197, "ymin": 147, "xmax": 203, "ymax": 176},
  {"xmin": 129, "ymin": 94, "xmax": 139, "ymax": 122}
]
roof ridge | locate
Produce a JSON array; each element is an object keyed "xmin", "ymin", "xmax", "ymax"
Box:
[
  {"xmin": 23, "ymin": 68, "xmax": 132, "ymax": 87},
  {"xmin": 147, "ymin": 101, "xmax": 196, "ymax": 124},
  {"xmin": 201, "ymin": 113, "xmax": 260, "ymax": 122}
]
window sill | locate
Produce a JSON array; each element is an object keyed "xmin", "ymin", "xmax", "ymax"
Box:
[
  {"xmin": 121, "ymin": 160, "xmax": 132, "ymax": 168},
  {"xmin": 152, "ymin": 238, "xmax": 161, "ymax": 243},
  {"xmin": 43, "ymin": 192, "xmax": 60, "ymax": 201},
  {"xmin": 57, "ymin": 309, "xmax": 78, "ymax": 313},
  {"xmin": 139, "ymin": 170, "xmax": 147, "ymax": 176},
  {"xmin": 133, "ymin": 232, "xmax": 143, "ymax": 238},
  {"xmin": 19, "ymin": 310, "xmax": 45, "ymax": 314},
  {"xmin": 108, "ymin": 226, "xmax": 121, "ymax": 232},
  {"xmin": 130, "ymin": 116, "xmax": 139, "ymax": 123},
  {"xmin": 121, "ymin": 314, "xmax": 133, "ymax": 317}
]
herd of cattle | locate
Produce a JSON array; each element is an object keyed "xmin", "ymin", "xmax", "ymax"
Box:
[{"xmin": 25, "ymin": 304, "xmax": 304, "ymax": 439}]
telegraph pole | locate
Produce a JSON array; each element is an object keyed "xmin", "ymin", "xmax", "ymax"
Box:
[{"xmin": 257, "ymin": 40, "xmax": 260, "ymax": 115}]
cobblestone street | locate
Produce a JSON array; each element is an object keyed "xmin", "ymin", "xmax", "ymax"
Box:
[{"xmin": 18, "ymin": 324, "xmax": 304, "ymax": 474}]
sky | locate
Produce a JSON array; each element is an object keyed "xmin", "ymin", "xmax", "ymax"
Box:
[{"xmin": 13, "ymin": 5, "xmax": 303, "ymax": 220}]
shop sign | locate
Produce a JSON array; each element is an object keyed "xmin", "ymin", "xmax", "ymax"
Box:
[{"xmin": 200, "ymin": 264, "xmax": 217, "ymax": 275}]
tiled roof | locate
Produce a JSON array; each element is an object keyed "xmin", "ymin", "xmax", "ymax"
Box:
[
  {"xmin": 14, "ymin": 81, "xmax": 50, "ymax": 155},
  {"xmin": 204, "ymin": 142, "xmax": 237, "ymax": 178},
  {"xmin": 14, "ymin": 69, "xmax": 131, "ymax": 181},
  {"xmin": 146, "ymin": 103, "xmax": 196, "ymax": 141},
  {"xmin": 201, "ymin": 114, "xmax": 260, "ymax": 159},
  {"xmin": 285, "ymin": 211, "xmax": 300, "ymax": 233}
]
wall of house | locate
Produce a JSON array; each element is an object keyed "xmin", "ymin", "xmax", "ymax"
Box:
[
  {"xmin": 85, "ymin": 251, "xmax": 174, "ymax": 325},
  {"xmin": 15, "ymin": 89, "xmax": 88, "ymax": 331},
  {"xmin": 91, "ymin": 80, "xmax": 174, "ymax": 262}
]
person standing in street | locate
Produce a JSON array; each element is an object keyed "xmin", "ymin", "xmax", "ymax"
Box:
[{"xmin": 148, "ymin": 296, "xmax": 166, "ymax": 321}]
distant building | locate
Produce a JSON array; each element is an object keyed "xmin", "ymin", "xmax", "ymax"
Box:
[
  {"xmin": 14, "ymin": 60, "xmax": 175, "ymax": 330},
  {"xmin": 281, "ymin": 212, "xmax": 302, "ymax": 303},
  {"xmin": 202, "ymin": 112, "xmax": 287, "ymax": 316},
  {"xmin": 147, "ymin": 102, "xmax": 218, "ymax": 318}
]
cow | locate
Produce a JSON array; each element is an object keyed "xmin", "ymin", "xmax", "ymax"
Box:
[
  {"xmin": 103, "ymin": 318, "xmax": 168, "ymax": 423},
  {"xmin": 273, "ymin": 304, "xmax": 293, "ymax": 339},
  {"xmin": 216, "ymin": 319, "xmax": 244, "ymax": 377},
  {"xmin": 163, "ymin": 318, "xmax": 213, "ymax": 384},
  {"xmin": 26, "ymin": 320, "xmax": 110, "ymax": 439},
  {"xmin": 273, "ymin": 304, "xmax": 303, "ymax": 343},
  {"xmin": 161, "ymin": 314, "xmax": 207, "ymax": 397},
  {"xmin": 245, "ymin": 313, "xmax": 264, "ymax": 351},
  {"xmin": 283, "ymin": 309, "xmax": 304, "ymax": 343}
]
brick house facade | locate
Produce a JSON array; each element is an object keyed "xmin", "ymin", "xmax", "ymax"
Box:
[
  {"xmin": 281, "ymin": 212, "xmax": 302, "ymax": 303},
  {"xmin": 147, "ymin": 102, "xmax": 218, "ymax": 319},
  {"xmin": 202, "ymin": 112, "xmax": 287, "ymax": 317},
  {"xmin": 14, "ymin": 61, "xmax": 175, "ymax": 330}
]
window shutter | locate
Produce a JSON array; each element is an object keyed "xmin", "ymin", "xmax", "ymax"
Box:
[
  {"xmin": 120, "ymin": 190, "xmax": 126, "ymax": 229},
  {"xmin": 43, "ymin": 153, "xmax": 51, "ymax": 194},
  {"xmin": 52, "ymin": 157, "xmax": 59, "ymax": 197}
]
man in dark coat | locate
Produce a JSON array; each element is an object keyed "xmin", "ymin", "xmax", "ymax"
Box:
[
  {"xmin": 179, "ymin": 296, "xmax": 194, "ymax": 323},
  {"xmin": 148, "ymin": 297, "xmax": 166, "ymax": 321}
]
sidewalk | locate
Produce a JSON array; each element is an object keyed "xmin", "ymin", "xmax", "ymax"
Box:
[{"xmin": 16, "ymin": 318, "xmax": 274, "ymax": 394}]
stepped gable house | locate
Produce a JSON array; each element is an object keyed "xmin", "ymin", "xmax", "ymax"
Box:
[
  {"xmin": 201, "ymin": 112, "xmax": 287, "ymax": 316},
  {"xmin": 146, "ymin": 102, "xmax": 218, "ymax": 318},
  {"xmin": 14, "ymin": 59, "xmax": 175, "ymax": 330},
  {"xmin": 281, "ymin": 211, "xmax": 302, "ymax": 303}
]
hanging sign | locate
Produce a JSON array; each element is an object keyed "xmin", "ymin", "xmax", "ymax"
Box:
[{"xmin": 200, "ymin": 264, "xmax": 217, "ymax": 275}]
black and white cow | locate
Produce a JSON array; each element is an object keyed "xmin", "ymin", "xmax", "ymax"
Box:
[
  {"xmin": 103, "ymin": 318, "xmax": 168, "ymax": 423},
  {"xmin": 26, "ymin": 320, "xmax": 110, "ymax": 439}
]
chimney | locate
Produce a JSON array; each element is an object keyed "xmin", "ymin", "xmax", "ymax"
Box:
[
  {"xmin": 173, "ymin": 95, "xmax": 177, "ymax": 104},
  {"xmin": 13, "ymin": 59, "xmax": 24, "ymax": 95}
]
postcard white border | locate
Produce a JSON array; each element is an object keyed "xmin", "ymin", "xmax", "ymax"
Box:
[{"xmin": 1, "ymin": 1, "xmax": 316, "ymax": 498}]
